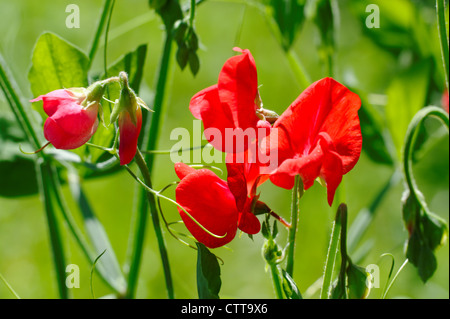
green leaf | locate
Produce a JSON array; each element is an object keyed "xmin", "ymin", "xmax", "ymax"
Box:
[
  {"xmin": 188, "ymin": 51, "xmax": 200, "ymax": 76},
  {"xmin": 346, "ymin": 263, "xmax": 370, "ymax": 299},
  {"xmin": 265, "ymin": 0, "xmax": 305, "ymax": 51},
  {"xmin": 150, "ymin": 0, "xmax": 183, "ymax": 31},
  {"xmin": 357, "ymin": 92, "xmax": 393, "ymax": 165},
  {"xmin": 0, "ymin": 116, "xmax": 38, "ymax": 197},
  {"xmin": 401, "ymin": 106, "xmax": 449, "ymax": 282},
  {"xmin": 281, "ymin": 269, "xmax": 302, "ymax": 299},
  {"xmin": 196, "ymin": 242, "xmax": 221, "ymax": 299},
  {"xmin": 67, "ymin": 170, "xmax": 127, "ymax": 294},
  {"xmin": 28, "ymin": 32, "xmax": 89, "ymax": 120},
  {"xmin": 27, "ymin": 32, "xmax": 90, "ymax": 161},
  {"xmin": 385, "ymin": 59, "xmax": 431, "ymax": 161}
]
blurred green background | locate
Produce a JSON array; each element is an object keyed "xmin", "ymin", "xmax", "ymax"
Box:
[{"xmin": 0, "ymin": 0, "xmax": 448, "ymax": 299}]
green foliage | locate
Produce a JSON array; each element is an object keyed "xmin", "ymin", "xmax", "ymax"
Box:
[
  {"xmin": 401, "ymin": 106, "xmax": 449, "ymax": 282},
  {"xmin": 196, "ymin": 242, "xmax": 221, "ymax": 299},
  {"xmin": 265, "ymin": 0, "xmax": 306, "ymax": 51},
  {"xmin": 28, "ymin": 33, "xmax": 89, "ymax": 120}
]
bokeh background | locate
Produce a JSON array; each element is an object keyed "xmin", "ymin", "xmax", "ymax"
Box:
[{"xmin": 0, "ymin": 0, "xmax": 448, "ymax": 299}]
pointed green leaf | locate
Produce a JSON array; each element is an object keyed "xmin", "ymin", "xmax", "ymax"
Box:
[
  {"xmin": 281, "ymin": 269, "xmax": 302, "ymax": 299},
  {"xmin": 347, "ymin": 264, "xmax": 370, "ymax": 299},
  {"xmin": 265, "ymin": 0, "xmax": 306, "ymax": 51},
  {"xmin": 196, "ymin": 242, "xmax": 221, "ymax": 299},
  {"xmin": 28, "ymin": 32, "xmax": 89, "ymax": 120}
]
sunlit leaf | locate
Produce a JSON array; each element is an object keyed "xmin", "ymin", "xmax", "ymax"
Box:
[{"xmin": 196, "ymin": 242, "xmax": 221, "ymax": 299}]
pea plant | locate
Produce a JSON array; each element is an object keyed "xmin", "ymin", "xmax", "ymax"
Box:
[{"xmin": 0, "ymin": 0, "xmax": 448, "ymax": 300}]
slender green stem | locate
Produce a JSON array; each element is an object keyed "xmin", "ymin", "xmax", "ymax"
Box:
[
  {"xmin": 270, "ymin": 264, "xmax": 284, "ymax": 299},
  {"xmin": 0, "ymin": 272, "xmax": 20, "ymax": 299},
  {"xmin": 127, "ymin": 150, "xmax": 174, "ymax": 299},
  {"xmin": 125, "ymin": 23, "xmax": 174, "ymax": 299},
  {"xmin": 336, "ymin": 205, "xmax": 349, "ymax": 299},
  {"xmin": 142, "ymin": 31, "xmax": 174, "ymax": 172},
  {"xmin": 403, "ymin": 107, "xmax": 449, "ymax": 208},
  {"xmin": 286, "ymin": 175, "xmax": 302, "ymax": 277},
  {"xmin": 436, "ymin": 0, "xmax": 449, "ymax": 90},
  {"xmin": 320, "ymin": 204, "xmax": 343, "ymax": 299},
  {"xmin": 121, "ymin": 158, "xmax": 226, "ymax": 239},
  {"xmin": 0, "ymin": 53, "xmax": 41, "ymax": 151},
  {"xmin": 382, "ymin": 259, "xmax": 409, "ymax": 299},
  {"xmin": 37, "ymin": 161, "xmax": 68, "ymax": 299},
  {"xmin": 103, "ymin": 0, "xmax": 115, "ymax": 79},
  {"xmin": 286, "ymin": 49, "xmax": 311, "ymax": 90},
  {"xmin": 189, "ymin": 0, "xmax": 196, "ymax": 26},
  {"xmin": 88, "ymin": 0, "xmax": 113, "ymax": 66}
]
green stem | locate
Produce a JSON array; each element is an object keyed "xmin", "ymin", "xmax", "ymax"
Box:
[
  {"xmin": 125, "ymin": 25, "xmax": 174, "ymax": 299},
  {"xmin": 270, "ymin": 263, "xmax": 284, "ymax": 299},
  {"xmin": 286, "ymin": 175, "xmax": 302, "ymax": 277},
  {"xmin": 88, "ymin": 0, "xmax": 113, "ymax": 66},
  {"xmin": 0, "ymin": 53, "xmax": 41, "ymax": 151},
  {"xmin": 126, "ymin": 150, "xmax": 174, "ymax": 299},
  {"xmin": 436, "ymin": 0, "xmax": 449, "ymax": 90},
  {"xmin": 189, "ymin": 0, "xmax": 196, "ymax": 26},
  {"xmin": 0, "ymin": 272, "xmax": 20, "ymax": 299},
  {"xmin": 382, "ymin": 259, "xmax": 409, "ymax": 299},
  {"xmin": 320, "ymin": 204, "xmax": 344, "ymax": 299},
  {"xmin": 37, "ymin": 161, "xmax": 68, "ymax": 299},
  {"xmin": 286, "ymin": 49, "xmax": 311, "ymax": 90},
  {"xmin": 403, "ymin": 107, "xmax": 449, "ymax": 208},
  {"xmin": 142, "ymin": 31, "xmax": 174, "ymax": 171}
]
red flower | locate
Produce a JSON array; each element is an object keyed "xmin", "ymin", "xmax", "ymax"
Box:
[
  {"xmin": 30, "ymin": 88, "xmax": 99, "ymax": 149},
  {"xmin": 117, "ymin": 107, "xmax": 142, "ymax": 165},
  {"xmin": 226, "ymin": 160, "xmax": 263, "ymax": 235},
  {"xmin": 175, "ymin": 162, "xmax": 239, "ymax": 248},
  {"xmin": 189, "ymin": 47, "xmax": 270, "ymax": 153},
  {"xmin": 265, "ymin": 77, "xmax": 362, "ymax": 206},
  {"xmin": 174, "ymin": 162, "xmax": 262, "ymax": 248}
]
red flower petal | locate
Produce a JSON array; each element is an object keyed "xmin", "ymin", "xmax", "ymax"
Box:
[
  {"xmin": 176, "ymin": 168, "xmax": 238, "ymax": 248},
  {"xmin": 268, "ymin": 77, "xmax": 362, "ymax": 206},
  {"xmin": 44, "ymin": 115, "xmax": 99, "ymax": 150},
  {"xmin": 189, "ymin": 48, "xmax": 261, "ymax": 153},
  {"xmin": 31, "ymin": 89, "xmax": 83, "ymax": 117},
  {"xmin": 218, "ymin": 48, "xmax": 259, "ymax": 131},
  {"xmin": 43, "ymin": 103, "xmax": 99, "ymax": 150},
  {"xmin": 238, "ymin": 201, "xmax": 261, "ymax": 235},
  {"xmin": 174, "ymin": 162, "xmax": 197, "ymax": 180},
  {"xmin": 118, "ymin": 107, "xmax": 142, "ymax": 165}
]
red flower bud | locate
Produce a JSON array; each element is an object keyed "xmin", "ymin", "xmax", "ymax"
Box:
[
  {"xmin": 118, "ymin": 106, "xmax": 142, "ymax": 166},
  {"xmin": 30, "ymin": 88, "xmax": 100, "ymax": 149}
]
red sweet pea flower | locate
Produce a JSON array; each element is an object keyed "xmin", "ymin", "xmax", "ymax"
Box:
[
  {"xmin": 226, "ymin": 160, "xmax": 263, "ymax": 235},
  {"xmin": 175, "ymin": 162, "xmax": 239, "ymax": 248},
  {"xmin": 174, "ymin": 162, "xmax": 263, "ymax": 248},
  {"xmin": 265, "ymin": 77, "xmax": 362, "ymax": 206},
  {"xmin": 189, "ymin": 47, "xmax": 270, "ymax": 153},
  {"xmin": 30, "ymin": 88, "xmax": 100, "ymax": 149}
]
